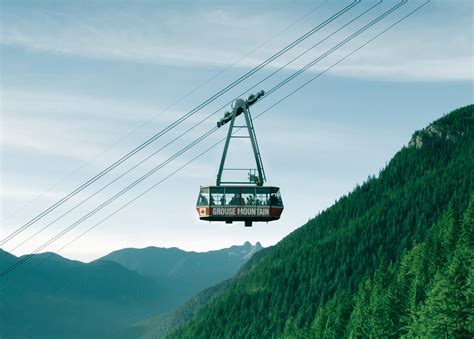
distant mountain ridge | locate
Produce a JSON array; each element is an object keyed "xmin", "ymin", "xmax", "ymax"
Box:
[
  {"xmin": 0, "ymin": 249, "xmax": 159, "ymax": 339},
  {"xmin": 100, "ymin": 241, "xmax": 262, "ymax": 279},
  {"xmin": 0, "ymin": 242, "xmax": 261, "ymax": 338},
  {"xmin": 99, "ymin": 241, "xmax": 262, "ymax": 309}
]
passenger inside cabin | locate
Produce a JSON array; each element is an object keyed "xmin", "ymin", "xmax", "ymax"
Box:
[
  {"xmin": 269, "ymin": 194, "xmax": 278, "ymax": 206},
  {"xmin": 199, "ymin": 194, "xmax": 208, "ymax": 205},
  {"xmin": 229, "ymin": 195, "xmax": 239, "ymax": 205},
  {"xmin": 246, "ymin": 196, "xmax": 254, "ymax": 205}
]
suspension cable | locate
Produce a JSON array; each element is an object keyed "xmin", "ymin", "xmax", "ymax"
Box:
[
  {"xmin": 0, "ymin": 0, "xmax": 424, "ymax": 277},
  {"xmin": 265, "ymin": 0, "xmax": 407, "ymax": 98},
  {"xmin": 0, "ymin": 1, "xmax": 359, "ymax": 246},
  {"xmin": 35, "ymin": 0, "xmax": 431, "ymax": 272},
  {"xmin": 3, "ymin": 0, "xmax": 384, "ymax": 256},
  {"xmin": 1, "ymin": 1, "xmax": 328, "ymax": 225}
]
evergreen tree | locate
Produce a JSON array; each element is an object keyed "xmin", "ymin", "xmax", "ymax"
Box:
[{"xmin": 346, "ymin": 278, "xmax": 372, "ymax": 338}]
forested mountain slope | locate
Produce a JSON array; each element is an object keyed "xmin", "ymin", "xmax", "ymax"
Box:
[
  {"xmin": 171, "ymin": 105, "xmax": 473, "ymax": 338},
  {"xmin": 304, "ymin": 200, "xmax": 473, "ymax": 338}
]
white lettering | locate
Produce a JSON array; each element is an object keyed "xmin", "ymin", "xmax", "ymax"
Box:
[
  {"xmin": 211, "ymin": 207, "xmax": 271, "ymax": 217},
  {"xmin": 212, "ymin": 207, "xmax": 236, "ymax": 216}
]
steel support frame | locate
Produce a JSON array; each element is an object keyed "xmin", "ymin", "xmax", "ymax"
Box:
[{"xmin": 216, "ymin": 99, "xmax": 266, "ymax": 186}]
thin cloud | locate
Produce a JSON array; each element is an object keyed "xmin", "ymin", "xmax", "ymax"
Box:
[
  {"xmin": 1, "ymin": 1, "xmax": 472, "ymax": 81},
  {"xmin": 1, "ymin": 88, "xmax": 215, "ymax": 160},
  {"xmin": 2, "ymin": 89, "xmax": 160, "ymax": 122}
]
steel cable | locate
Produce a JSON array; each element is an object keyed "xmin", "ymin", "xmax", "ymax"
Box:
[
  {"xmin": 0, "ymin": 0, "xmax": 426, "ymax": 278},
  {"xmin": 3, "ymin": 0, "xmax": 383, "ymax": 256},
  {"xmin": 0, "ymin": 0, "xmax": 359, "ymax": 246},
  {"xmin": 36, "ymin": 0, "xmax": 430, "ymax": 272},
  {"xmin": 0, "ymin": 1, "xmax": 328, "ymax": 224}
]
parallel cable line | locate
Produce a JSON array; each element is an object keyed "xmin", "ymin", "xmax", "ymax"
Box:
[
  {"xmin": 37, "ymin": 0, "xmax": 431, "ymax": 271},
  {"xmin": 239, "ymin": 0, "xmax": 383, "ymax": 102},
  {"xmin": 260, "ymin": 2, "xmax": 431, "ymax": 129},
  {"xmin": 0, "ymin": 0, "xmax": 329, "ymax": 225},
  {"xmin": 3, "ymin": 0, "xmax": 383, "ymax": 256},
  {"xmin": 0, "ymin": 0, "xmax": 359, "ymax": 246},
  {"xmin": 265, "ymin": 0, "xmax": 407, "ymax": 97},
  {"xmin": 0, "ymin": 0, "xmax": 418, "ymax": 277}
]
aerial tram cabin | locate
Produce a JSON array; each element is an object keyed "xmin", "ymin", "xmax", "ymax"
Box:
[
  {"xmin": 196, "ymin": 91, "xmax": 284, "ymax": 227},
  {"xmin": 197, "ymin": 186, "xmax": 283, "ymax": 226}
]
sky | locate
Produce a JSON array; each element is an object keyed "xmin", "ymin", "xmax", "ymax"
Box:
[{"xmin": 1, "ymin": 0, "xmax": 473, "ymax": 262}]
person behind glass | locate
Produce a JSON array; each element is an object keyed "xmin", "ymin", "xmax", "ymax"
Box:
[
  {"xmin": 246, "ymin": 195, "xmax": 254, "ymax": 206},
  {"xmin": 269, "ymin": 194, "xmax": 278, "ymax": 206},
  {"xmin": 229, "ymin": 194, "xmax": 239, "ymax": 205},
  {"xmin": 199, "ymin": 193, "xmax": 208, "ymax": 205}
]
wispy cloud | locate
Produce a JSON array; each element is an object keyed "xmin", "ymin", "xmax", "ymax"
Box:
[
  {"xmin": 2, "ymin": 89, "xmax": 160, "ymax": 121},
  {"xmin": 1, "ymin": 89, "xmax": 122, "ymax": 160},
  {"xmin": 0, "ymin": 184, "xmax": 65, "ymax": 201},
  {"xmin": 1, "ymin": 1, "xmax": 472, "ymax": 81},
  {"xmin": 1, "ymin": 88, "xmax": 211, "ymax": 160},
  {"xmin": 2, "ymin": 113, "xmax": 114, "ymax": 161}
]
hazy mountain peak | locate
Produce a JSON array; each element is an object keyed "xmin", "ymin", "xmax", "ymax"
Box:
[{"xmin": 226, "ymin": 241, "xmax": 263, "ymax": 260}]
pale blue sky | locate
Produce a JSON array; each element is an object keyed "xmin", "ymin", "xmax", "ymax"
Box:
[{"xmin": 1, "ymin": 0, "xmax": 473, "ymax": 261}]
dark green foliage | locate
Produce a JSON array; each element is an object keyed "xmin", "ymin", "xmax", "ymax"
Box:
[
  {"xmin": 171, "ymin": 105, "xmax": 473, "ymax": 338},
  {"xmin": 344, "ymin": 199, "xmax": 473, "ymax": 338},
  {"xmin": 407, "ymin": 200, "xmax": 473, "ymax": 337}
]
